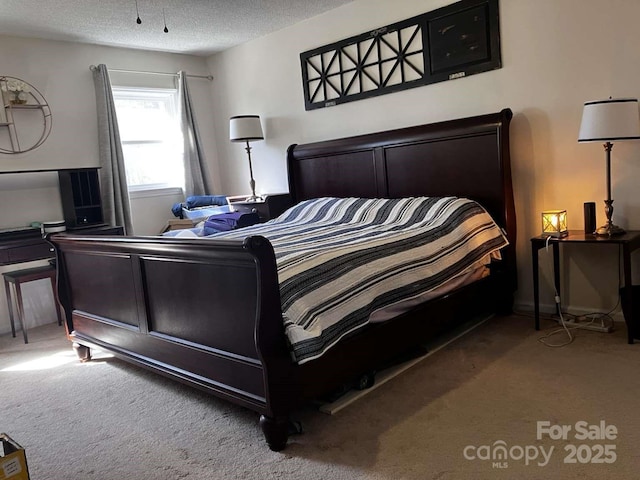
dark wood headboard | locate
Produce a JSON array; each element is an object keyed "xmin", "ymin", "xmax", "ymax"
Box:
[
  {"xmin": 286, "ymin": 108, "xmax": 516, "ymax": 287},
  {"xmin": 287, "ymin": 108, "xmax": 515, "ymax": 240}
]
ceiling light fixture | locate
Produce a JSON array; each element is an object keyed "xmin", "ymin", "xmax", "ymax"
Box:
[
  {"xmin": 135, "ymin": 0, "xmax": 142, "ymax": 24},
  {"xmin": 163, "ymin": 8, "xmax": 169, "ymax": 33}
]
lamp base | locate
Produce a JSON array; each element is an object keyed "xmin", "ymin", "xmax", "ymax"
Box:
[
  {"xmin": 244, "ymin": 194, "xmax": 264, "ymax": 203},
  {"xmin": 595, "ymin": 223, "xmax": 625, "ymax": 236},
  {"xmin": 546, "ymin": 231, "xmax": 568, "ymax": 238}
]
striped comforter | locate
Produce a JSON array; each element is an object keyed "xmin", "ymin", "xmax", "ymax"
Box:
[{"xmin": 206, "ymin": 197, "xmax": 508, "ymax": 364}]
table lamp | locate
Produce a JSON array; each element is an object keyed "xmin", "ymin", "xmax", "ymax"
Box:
[
  {"xmin": 578, "ymin": 98, "xmax": 640, "ymax": 236},
  {"xmin": 542, "ymin": 210, "xmax": 568, "ymax": 238},
  {"xmin": 230, "ymin": 115, "xmax": 264, "ymax": 202}
]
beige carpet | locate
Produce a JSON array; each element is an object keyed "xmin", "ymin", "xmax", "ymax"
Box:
[{"xmin": 1, "ymin": 314, "xmax": 638, "ymax": 479}]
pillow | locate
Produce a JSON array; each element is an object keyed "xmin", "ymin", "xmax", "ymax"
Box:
[{"xmin": 203, "ymin": 211, "xmax": 260, "ymax": 235}]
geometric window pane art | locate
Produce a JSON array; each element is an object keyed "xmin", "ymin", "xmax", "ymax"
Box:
[{"xmin": 300, "ymin": 0, "xmax": 501, "ymax": 110}]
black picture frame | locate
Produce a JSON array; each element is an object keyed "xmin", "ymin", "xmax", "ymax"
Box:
[
  {"xmin": 426, "ymin": 0, "xmax": 500, "ymax": 82},
  {"xmin": 299, "ymin": 0, "xmax": 501, "ymax": 111}
]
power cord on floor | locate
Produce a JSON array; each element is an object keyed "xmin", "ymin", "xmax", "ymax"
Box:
[
  {"xmin": 538, "ymin": 294, "xmax": 575, "ymax": 347},
  {"xmin": 536, "ymin": 236, "xmax": 573, "ymax": 347},
  {"xmin": 536, "ymin": 236, "xmax": 622, "ymax": 347},
  {"xmin": 555, "ymin": 297, "xmax": 619, "ymax": 331}
]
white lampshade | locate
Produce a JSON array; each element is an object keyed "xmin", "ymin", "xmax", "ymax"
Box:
[
  {"xmin": 578, "ymin": 98, "xmax": 640, "ymax": 142},
  {"xmin": 229, "ymin": 115, "xmax": 264, "ymax": 142}
]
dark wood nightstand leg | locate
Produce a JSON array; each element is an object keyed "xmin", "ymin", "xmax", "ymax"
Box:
[
  {"xmin": 532, "ymin": 243, "xmax": 540, "ymax": 330},
  {"xmin": 622, "ymin": 244, "xmax": 634, "ymax": 344}
]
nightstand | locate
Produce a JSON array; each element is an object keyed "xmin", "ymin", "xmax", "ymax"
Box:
[
  {"xmin": 229, "ymin": 193, "xmax": 293, "ymax": 222},
  {"xmin": 531, "ymin": 230, "xmax": 640, "ymax": 344}
]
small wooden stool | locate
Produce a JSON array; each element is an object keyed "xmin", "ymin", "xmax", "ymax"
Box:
[{"xmin": 3, "ymin": 265, "xmax": 63, "ymax": 344}]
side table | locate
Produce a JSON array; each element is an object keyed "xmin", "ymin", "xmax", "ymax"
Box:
[
  {"xmin": 229, "ymin": 193, "xmax": 293, "ymax": 222},
  {"xmin": 531, "ymin": 230, "xmax": 640, "ymax": 344}
]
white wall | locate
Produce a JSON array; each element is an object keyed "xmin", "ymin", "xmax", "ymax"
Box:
[
  {"xmin": 0, "ymin": 35, "xmax": 219, "ymax": 334},
  {"xmin": 0, "ymin": 34, "xmax": 219, "ymax": 175},
  {"xmin": 207, "ymin": 0, "xmax": 640, "ymax": 317}
]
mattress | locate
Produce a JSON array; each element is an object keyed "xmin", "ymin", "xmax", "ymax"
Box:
[{"xmin": 205, "ymin": 196, "xmax": 509, "ymax": 364}]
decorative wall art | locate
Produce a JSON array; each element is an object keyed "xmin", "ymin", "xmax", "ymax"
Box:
[
  {"xmin": 299, "ymin": 0, "xmax": 501, "ymax": 111},
  {"xmin": 0, "ymin": 76, "xmax": 52, "ymax": 154}
]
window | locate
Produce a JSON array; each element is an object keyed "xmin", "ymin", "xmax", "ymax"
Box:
[{"xmin": 112, "ymin": 87, "xmax": 184, "ymax": 192}]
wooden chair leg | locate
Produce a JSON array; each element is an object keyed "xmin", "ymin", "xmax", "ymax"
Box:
[
  {"xmin": 4, "ymin": 278, "xmax": 16, "ymax": 338},
  {"xmin": 14, "ymin": 282, "xmax": 28, "ymax": 344},
  {"xmin": 49, "ymin": 275, "xmax": 62, "ymax": 326}
]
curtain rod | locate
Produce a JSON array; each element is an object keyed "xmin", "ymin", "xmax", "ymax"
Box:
[{"xmin": 89, "ymin": 65, "xmax": 213, "ymax": 81}]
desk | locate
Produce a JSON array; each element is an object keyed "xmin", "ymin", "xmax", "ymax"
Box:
[
  {"xmin": 0, "ymin": 224, "xmax": 124, "ymax": 266},
  {"xmin": 0, "ymin": 228, "xmax": 51, "ymax": 266},
  {"xmin": 531, "ymin": 230, "xmax": 640, "ymax": 344}
]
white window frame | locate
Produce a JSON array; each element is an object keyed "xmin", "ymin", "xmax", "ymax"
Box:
[{"xmin": 111, "ymin": 86, "xmax": 184, "ymax": 196}]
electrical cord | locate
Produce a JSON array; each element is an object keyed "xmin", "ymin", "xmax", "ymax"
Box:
[
  {"xmin": 565, "ymin": 244, "xmax": 622, "ymax": 331},
  {"xmin": 528, "ymin": 236, "xmax": 622, "ymax": 347},
  {"xmin": 537, "ymin": 236, "xmax": 575, "ymax": 347},
  {"xmin": 536, "ymin": 238, "xmax": 621, "ymax": 347},
  {"xmin": 556, "ymin": 296, "xmax": 619, "ymax": 330},
  {"xmin": 538, "ymin": 294, "xmax": 575, "ymax": 347}
]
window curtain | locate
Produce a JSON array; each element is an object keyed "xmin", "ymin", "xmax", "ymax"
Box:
[
  {"xmin": 178, "ymin": 71, "xmax": 213, "ymax": 196},
  {"xmin": 91, "ymin": 64, "xmax": 133, "ymax": 234}
]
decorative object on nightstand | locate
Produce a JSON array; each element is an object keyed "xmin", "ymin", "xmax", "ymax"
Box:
[
  {"xmin": 230, "ymin": 115, "xmax": 264, "ymax": 202},
  {"xmin": 578, "ymin": 98, "xmax": 640, "ymax": 236},
  {"xmin": 541, "ymin": 210, "xmax": 568, "ymax": 238},
  {"xmin": 583, "ymin": 202, "xmax": 596, "ymax": 234}
]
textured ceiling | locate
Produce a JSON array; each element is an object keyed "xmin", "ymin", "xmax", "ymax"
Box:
[{"xmin": 0, "ymin": 0, "xmax": 353, "ymax": 56}]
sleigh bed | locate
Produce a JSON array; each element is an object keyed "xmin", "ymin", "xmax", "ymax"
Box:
[{"xmin": 50, "ymin": 108, "xmax": 516, "ymax": 451}]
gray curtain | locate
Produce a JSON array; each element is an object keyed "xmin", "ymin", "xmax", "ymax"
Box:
[
  {"xmin": 178, "ymin": 71, "xmax": 213, "ymax": 196},
  {"xmin": 92, "ymin": 64, "xmax": 133, "ymax": 234}
]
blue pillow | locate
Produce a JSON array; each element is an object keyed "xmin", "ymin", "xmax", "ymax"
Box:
[
  {"xmin": 185, "ymin": 195, "xmax": 228, "ymax": 209},
  {"xmin": 203, "ymin": 211, "xmax": 260, "ymax": 235}
]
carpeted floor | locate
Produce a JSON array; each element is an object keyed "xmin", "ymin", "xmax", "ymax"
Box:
[{"xmin": 1, "ymin": 314, "xmax": 638, "ymax": 479}]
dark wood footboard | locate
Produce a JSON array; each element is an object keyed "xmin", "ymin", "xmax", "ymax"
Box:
[{"xmin": 50, "ymin": 233, "xmax": 295, "ymax": 448}]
